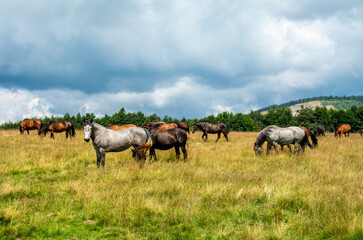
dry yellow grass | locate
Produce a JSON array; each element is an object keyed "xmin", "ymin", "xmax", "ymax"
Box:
[{"xmin": 0, "ymin": 129, "xmax": 362, "ymax": 239}]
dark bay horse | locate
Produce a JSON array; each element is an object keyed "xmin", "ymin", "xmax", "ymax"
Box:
[
  {"xmin": 148, "ymin": 128, "xmax": 188, "ymax": 162},
  {"xmin": 192, "ymin": 122, "xmax": 229, "ymax": 142},
  {"xmin": 107, "ymin": 124, "xmax": 137, "ymax": 130},
  {"xmin": 335, "ymin": 124, "xmax": 351, "ymax": 138},
  {"xmin": 84, "ymin": 119, "xmax": 152, "ymax": 168},
  {"xmin": 19, "ymin": 119, "xmax": 43, "ymax": 134},
  {"xmin": 39, "ymin": 121, "xmax": 75, "ymax": 139},
  {"xmin": 254, "ymin": 125, "xmax": 309, "ymax": 156},
  {"xmin": 176, "ymin": 122, "xmax": 190, "ymax": 134},
  {"xmin": 314, "ymin": 125, "xmax": 325, "ymax": 136}
]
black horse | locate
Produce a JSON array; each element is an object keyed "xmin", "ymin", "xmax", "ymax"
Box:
[
  {"xmin": 192, "ymin": 122, "xmax": 229, "ymax": 142},
  {"xmin": 148, "ymin": 128, "xmax": 188, "ymax": 161},
  {"xmin": 314, "ymin": 125, "xmax": 325, "ymax": 136}
]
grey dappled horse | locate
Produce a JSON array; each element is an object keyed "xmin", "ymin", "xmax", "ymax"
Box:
[
  {"xmin": 254, "ymin": 125, "xmax": 309, "ymax": 156},
  {"xmin": 83, "ymin": 119, "xmax": 152, "ymax": 168}
]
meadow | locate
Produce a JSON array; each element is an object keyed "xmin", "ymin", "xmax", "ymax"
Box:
[{"xmin": 0, "ymin": 130, "xmax": 362, "ymax": 239}]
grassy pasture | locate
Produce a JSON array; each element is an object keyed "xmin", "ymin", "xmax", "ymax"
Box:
[{"xmin": 0, "ymin": 130, "xmax": 362, "ymax": 239}]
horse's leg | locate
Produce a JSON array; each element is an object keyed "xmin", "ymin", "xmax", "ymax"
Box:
[
  {"xmin": 272, "ymin": 142, "xmax": 279, "ymax": 154},
  {"xmin": 202, "ymin": 132, "xmax": 207, "ymax": 142},
  {"xmin": 266, "ymin": 142, "xmax": 272, "ymax": 155},
  {"xmin": 100, "ymin": 152, "xmax": 106, "ymax": 168},
  {"xmin": 181, "ymin": 144, "xmax": 187, "ymax": 162},
  {"xmin": 66, "ymin": 131, "xmax": 69, "ymax": 139},
  {"xmin": 280, "ymin": 145, "xmax": 284, "ymax": 151},
  {"xmin": 223, "ymin": 132, "xmax": 229, "ymax": 142},
  {"xmin": 215, "ymin": 132, "xmax": 221, "ymax": 142},
  {"xmin": 51, "ymin": 132, "xmax": 55, "ymax": 139},
  {"xmin": 96, "ymin": 151, "xmax": 101, "ymax": 168},
  {"xmin": 287, "ymin": 144, "xmax": 292, "ymax": 153},
  {"xmin": 174, "ymin": 145, "xmax": 180, "ymax": 161},
  {"xmin": 27, "ymin": 129, "xmax": 29, "ymax": 134},
  {"xmin": 294, "ymin": 142, "xmax": 301, "ymax": 155}
]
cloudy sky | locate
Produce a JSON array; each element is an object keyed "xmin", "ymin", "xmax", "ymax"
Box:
[{"xmin": 1, "ymin": 0, "xmax": 362, "ymax": 123}]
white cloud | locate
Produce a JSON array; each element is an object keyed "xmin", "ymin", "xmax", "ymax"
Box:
[{"xmin": 0, "ymin": 88, "xmax": 53, "ymax": 124}]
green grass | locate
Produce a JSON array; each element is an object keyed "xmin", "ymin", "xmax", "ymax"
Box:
[{"xmin": 0, "ymin": 130, "xmax": 362, "ymax": 239}]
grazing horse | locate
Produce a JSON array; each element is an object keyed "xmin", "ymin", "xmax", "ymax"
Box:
[
  {"xmin": 335, "ymin": 124, "xmax": 351, "ymax": 138},
  {"xmin": 83, "ymin": 119, "xmax": 152, "ymax": 168},
  {"xmin": 19, "ymin": 119, "xmax": 43, "ymax": 134},
  {"xmin": 192, "ymin": 122, "xmax": 229, "ymax": 142},
  {"xmin": 148, "ymin": 128, "xmax": 188, "ymax": 162},
  {"xmin": 107, "ymin": 124, "xmax": 137, "ymax": 130},
  {"xmin": 143, "ymin": 122, "xmax": 166, "ymax": 129},
  {"xmin": 175, "ymin": 122, "xmax": 190, "ymax": 134},
  {"xmin": 254, "ymin": 125, "xmax": 309, "ymax": 156},
  {"xmin": 39, "ymin": 121, "xmax": 75, "ymax": 139},
  {"xmin": 314, "ymin": 125, "xmax": 325, "ymax": 136},
  {"xmin": 280, "ymin": 126, "xmax": 318, "ymax": 152}
]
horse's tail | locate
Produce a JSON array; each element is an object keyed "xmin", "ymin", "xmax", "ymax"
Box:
[
  {"xmin": 71, "ymin": 124, "xmax": 76, "ymax": 136},
  {"xmin": 301, "ymin": 131, "xmax": 310, "ymax": 149},
  {"xmin": 308, "ymin": 129, "xmax": 318, "ymax": 148}
]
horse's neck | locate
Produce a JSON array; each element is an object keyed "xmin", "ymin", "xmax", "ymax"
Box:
[
  {"xmin": 256, "ymin": 132, "xmax": 266, "ymax": 146},
  {"xmin": 91, "ymin": 123, "xmax": 105, "ymax": 139}
]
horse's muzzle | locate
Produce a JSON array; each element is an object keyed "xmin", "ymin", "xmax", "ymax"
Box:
[{"xmin": 84, "ymin": 138, "xmax": 90, "ymax": 142}]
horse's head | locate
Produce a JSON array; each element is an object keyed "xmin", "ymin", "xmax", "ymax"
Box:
[
  {"xmin": 192, "ymin": 123, "xmax": 198, "ymax": 133},
  {"xmin": 254, "ymin": 142, "xmax": 263, "ymax": 156},
  {"xmin": 83, "ymin": 119, "xmax": 93, "ymax": 142},
  {"xmin": 38, "ymin": 126, "xmax": 48, "ymax": 136}
]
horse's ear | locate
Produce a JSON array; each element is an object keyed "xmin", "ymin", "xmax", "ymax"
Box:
[{"xmin": 83, "ymin": 118, "xmax": 86, "ymax": 123}]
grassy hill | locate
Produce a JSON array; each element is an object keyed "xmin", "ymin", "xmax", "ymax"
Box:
[{"xmin": 257, "ymin": 96, "xmax": 363, "ymax": 113}]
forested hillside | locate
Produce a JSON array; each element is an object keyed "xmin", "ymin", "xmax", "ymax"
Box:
[{"xmin": 257, "ymin": 96, "xmax": 363, "ymax": 112}]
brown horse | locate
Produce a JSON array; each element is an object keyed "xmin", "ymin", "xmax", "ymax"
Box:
[
  {"xmin": 335, "ymin": 124, "xmax": 351, "ymax": 138},
  {"xmin": 176, "ymin": 122, "xmax": 190, "ymax": 134},
  {"xmin": 39, "ymin": 121, "xmax": 75, "ymax": 139},
  {"xmin": 152, "ymin": 123, "xmax": 178, "ymax": 130},
  {"xmin": 148, "ymin": 128, "xmax": 188, "ymax": 162},
  {"xmin": 192, "ymin": 122, "xmax": 229, "ymax": 142},
  {"xmin": 143, "ymin": 122, "xmax": 166, "ymax": 129},
  {"xmin": 19, "ymin": 119, "xmax": 43, "ymax": 134},
  {"xmin": 106, "ymin": 124, "xmax": 137, "ymax": 130}
]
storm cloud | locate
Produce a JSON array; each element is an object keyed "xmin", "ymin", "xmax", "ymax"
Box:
[{"xmin": 0, "ymin": 0, "xmax": 362, "ymax": 123}]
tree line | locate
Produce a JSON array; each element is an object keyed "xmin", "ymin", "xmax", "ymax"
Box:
[{"xmin": 1, "ymin": 106, "xmax": 363, "ymax": 132}]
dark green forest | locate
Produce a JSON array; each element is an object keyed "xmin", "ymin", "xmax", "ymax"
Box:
[{"xmin": 2, "ymin": 105, "xmax": 363, "ymax": 132}]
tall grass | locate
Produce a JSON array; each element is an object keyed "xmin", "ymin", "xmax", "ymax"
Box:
[{"xmin": 0, "ymin": 130, "xmax": 362, "ymax": 239}]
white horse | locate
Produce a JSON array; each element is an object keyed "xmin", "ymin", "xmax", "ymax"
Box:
[
  {"xmin": 254, "ymin": 125, "xmax": 309, "ymax": 156},
  {"xmin": 83, "ymin": 119, "xmax": 152, "ymax": 168}
]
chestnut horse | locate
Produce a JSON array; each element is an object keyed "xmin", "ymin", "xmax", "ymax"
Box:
[
  {"xmin": 152, "ymin": 123, "xmax": 178, "ymax": 130},
  {"xmin": 148, "ymin": 128, "xmax": 188, "ymax": 162},
  {"xmin": 335, "ymin": 124, "xmax": 351, "ymax": 138},
  {"xmin": 107, "ymin": 124, "xmax": 137, "ymax": 130},
  {"xmin": 19, "ymin": 119, "xmax": 43, "ymax": 134},
  {"xmin": 192, "ymin": 122, "xmax": 229, "ymax": 142},
  {"xmin": 39, "ymin": 121, "xmax": 75, "ymax": 139},
  {"xmin": 143, "ymin": 122, "xmax": 166, "ymax": 129},
  {"xmin": 176, "ymin": 122, "xmax": 190, "ymax": 134}
]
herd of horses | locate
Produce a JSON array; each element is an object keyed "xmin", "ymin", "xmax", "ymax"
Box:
[{"xmin": 19, "ymin": 118, "xmax": 358, "ymax": 168}]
